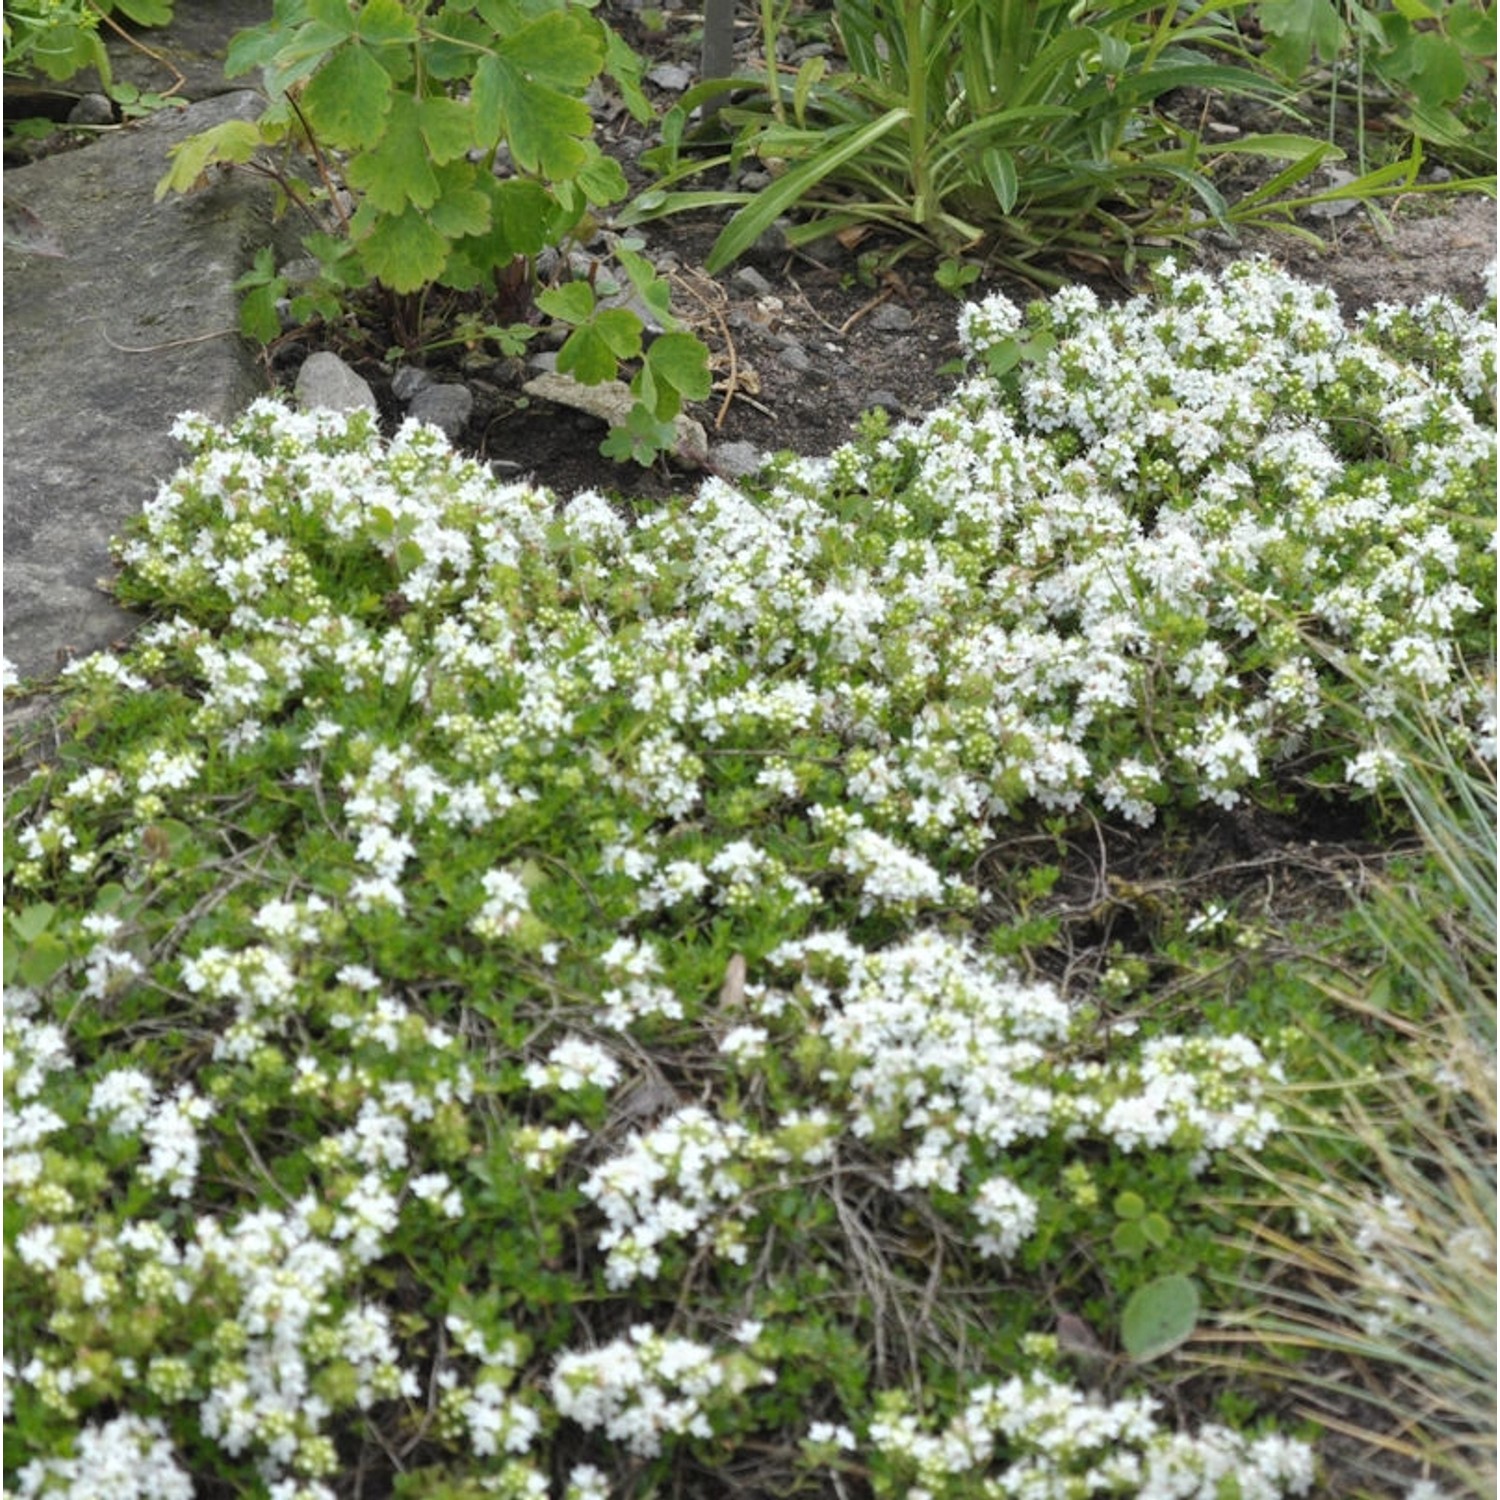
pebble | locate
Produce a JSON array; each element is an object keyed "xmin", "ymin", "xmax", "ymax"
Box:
[
  {"xmin": 646, "ymin": 62, "xmax": 694, "ymax": 91},
  {"xmin": 748, "ymin": 221, "xmax": 789, "ymax": 262},
  {"xmin": 409, "ymin": 383, "xmax": 474, "ymax": 439},
  {"xmin": 869, "ymin": 302, "xmax": 914, "ymax": 333},
  {"xmin": 294, "ymin": 351, "xmax": 377, "ymax": 415},
  {"xmin": 732, "ymin": 265, "xmax": 773, "ymax": 297},
  {"xmin": 391, "ymin": 365, "xmax": 433, "ymax": 402},
  {"xmin": 775, "ymin": 342, "xmax": 812, "ymax": 372},
  {"xmin": 66, "ymin": 94, "xmax": 114, "ymax": 127},
  {"xmin": 739, "ymin": 170, "xmax": 774, "ymax": 192},
  {"xmin": 862, "ymin": 389, "xmax": 903, "ymax": 416},
  {"xmin": 712, "ymin": 440, "xmax": 765, "ymax": 479}
]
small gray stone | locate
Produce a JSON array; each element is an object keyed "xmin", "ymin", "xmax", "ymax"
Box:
[
  {"xmin": 775, "ymin": 342, "xmax": 812, "ymax": 372},
  {"xmin": 749, "ymin": 221, "xmax": 789, "ymax": 262},
  {"xmin": 646, "ymin": 62, "xmax": 694, "ymax": 91},
  {"xmin": 798, "ymin": 236, "xmax": 843, "ymax": 266},
  {"xmin": 295, "ymin": 351, "xmax": 377, "ymax": 415},
  {"xmin": 67, "ymin": 94, "xmax": 114, "ymax": 127},
  {"xmin": 528, "ymin": 350, "xmax": 560, "ymax": 373},
  {"xmin": 870, "ymin": 302, "xmax": 914, "ymax": 333},
  {"xmin": 712, "ymin": 440, "xmax": 765, "ymax": 479},
  {"xmin": 738, "ymin": 170, "xmax": 774, "ymax": 193},
  {"xmin": 278, "ymin": 257, "xmax": 322, "ymax": 288},
  {"xmin": 862, "ymin": 390, "xmax": 903, "ymax": 416},
  {"xmin": 732, "ymin": 265, "xmax": 773, "ymax": 297},
  {"xmin": 409, "ymin": 383, "xmax": 474, "ymax": 439},
  {"xmin": 391, "ymin": 364, "xmax": 434, "ymax": 402}
]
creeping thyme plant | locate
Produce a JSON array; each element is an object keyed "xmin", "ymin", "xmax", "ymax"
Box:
[{"xmin": 5, "ymin": 259, "xmax": 1495, "ymax": 1497}]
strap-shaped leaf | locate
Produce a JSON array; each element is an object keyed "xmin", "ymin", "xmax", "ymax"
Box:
[{"xmin": 704, "ymin": 109, "xmax": 912, "ymax": 274}]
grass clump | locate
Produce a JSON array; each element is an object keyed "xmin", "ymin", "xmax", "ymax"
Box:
[
  {"xmin": 3, "ymin": 258, "xmax": 1494, "ymax": 1497},
  {"xmin": 1205, "ymin": 686, "xmax": 1496, "ymax": 1499}
]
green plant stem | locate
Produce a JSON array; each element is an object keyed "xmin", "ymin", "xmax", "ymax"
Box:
[{"xmin": 905, "ymin": 0, "xmax": 932, "ymax": 225}]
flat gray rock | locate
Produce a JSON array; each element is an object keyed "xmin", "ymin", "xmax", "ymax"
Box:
[{"xmin": 3, "ymin": 90, "xmax": 287, "ymax": 682}]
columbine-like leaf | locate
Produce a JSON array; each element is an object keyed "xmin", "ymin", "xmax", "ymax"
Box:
[
  {"xmin": 642, "ymin": 332, "xmax": 711, "ymax": 413},
  {"xmin": 576, "ymin": 148, "xmax": 630, "ymax": 207},
  {"xmin": 555, "ymin": 312, "xmax": 642, "ymax": 385},
  {"xmin": 300, "ymin": 45, "xmax": 395, "ymax": 148},
  {"xmin": 428, "ymin": 177, "xmax": 492, "ymax": 240},
  {"xmin": 616, "ymin": 246, "xmax": 678, "ymax": 330},
  {"xmin": 344, "ymin": 95, "xmax": 439, "ymax": 212},
  {"xmin": 357, "ymin": 208, "xmax": 451, "ymax": 293},
  {"xmin": 417, "ymin": 96, "xmax": 475, "ymax": 164},
  {"xmin": 471, "ymin": 12, "xmax": 603, "ymax": 176},
  {"xmin": 473, "ymin": 53, "xmax": 593, "ymax": 178},
  {"xmin": 536, "ymin": 281, "xmax": 597, "ymax": 325}
]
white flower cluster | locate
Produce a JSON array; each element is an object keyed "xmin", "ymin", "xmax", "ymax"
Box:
[
  {"xmin": 14, "ymin": 1414, "xmax": 193, "ymax": 1500},
  {"xmin": 550, "ymin": 1324, "xmax": 771, "ymax": 1456},
  {"xmin": 864, "ymin": 1372, "xmax": 1315, "ymax": 1498}
]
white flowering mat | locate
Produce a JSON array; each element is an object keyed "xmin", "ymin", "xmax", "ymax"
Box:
[{"xmin": 5, "ymin": 259, "xmax": 1494, "ymax": 1499}]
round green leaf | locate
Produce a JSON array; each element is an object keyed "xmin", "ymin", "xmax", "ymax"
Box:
[{"xmin": 1121, "ymin": 1274, "xmax": 1200, "ymax": 1362}]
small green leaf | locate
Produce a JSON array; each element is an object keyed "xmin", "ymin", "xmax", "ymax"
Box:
[
  {"xmin": 239, "ymin": 281, "xmax": 285, "ymax": 344},
  {"xmin": 1114, "ymin": 1190, "xmax": 1146, "ymax": 1220},
  {"xmin": 1121, "ymin": 1274, "xmax": 1201, "ymax": 1362},
  {"xmin": 9, "ymin": 902, "xmax": 57, "ymax": 944},
  {"xmin": 356, "ymin": 0, "xmax": 420, "ymax": 46},
  {"xmin": 301, "ymin": 44, "xmax": 394, "ymax": 149},
  {"xmin": 155, "ymin": 119, "xmax": 263, "ymax": 200},
  {"xmin": 1141, "ymin": 1213, "xmax": 1173, "ymax": 1249},
  {"xmin": 644, "ymin": 332, "xmax": 711, "ymax": 403},
  {"xmin": 593, "ymin": 309, "xmax": 645, "ymax": 361},
  {"xmin": 576, "ymin": 148, "xmax": 630, "ymax": 207},
  {"xmin": 601, "ymin": 402, "xmax": 677, "ymax": 465},
  {"xmin": 428, "ymin": 182, "xmax": 492, "ymax": 240},
  {"xmin": 19, "ymin": 932, "xmax": 70, "ymax": 989},
  {"xmin": 344, "ymin": 95, "xmax": 439, "ymax": 211},
  {"xmin": 556, "ymin": 323, "xmax": 623, "ymax": 385},
  {"xmin": 616, "ymin": 245, "xmax": 677, "ymax": 329},
  {"xmin": 501, "ymin": 10, "xmax": 604, "ymax": 92},
  {"xmin": 224, "ymin": 20, "xmax": 282, "ymax": 79}
]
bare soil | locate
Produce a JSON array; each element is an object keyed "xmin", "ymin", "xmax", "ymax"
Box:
[{"xmin": 273, "ymin": 184, "xmax": 1495, "ymax": 505}]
